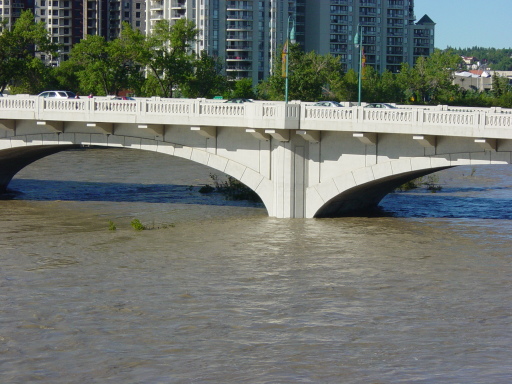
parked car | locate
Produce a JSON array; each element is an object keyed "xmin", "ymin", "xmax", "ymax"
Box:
[
  {"xmin": 225, "ymin": 98, "xmax": 253, "ymax": 103},
  {"xmin": 38, "ymin": 90, "xmax": 76, "ymax": 99},
  {"xmin": 364, "ymin": 103, "xmax": 396, "ymax": 109},
  {"xmin": 313, "ymin": 101, "xmax": 343, "ymax": 107},
  {"xmin": 112, "ymin": 96, "xmax": 135, "ymax": 100}
]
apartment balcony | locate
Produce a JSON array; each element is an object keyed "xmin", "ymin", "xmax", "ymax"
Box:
[
  {"xmin": 330, "ymin": 36, "xmax": 348, "ymax": 44},
  {"xmin": 172, "ymin": 9, "xmax": 186, "ymax": 18},
  {"xmin": 226, "ymin": 12, "xmax": 253, "ymax": 21},
  {"xmin": 226, "ymin": 32, "xmax": 252, "ymax": 40},
  {"xmin": 226, "ymin": 2, "xmax": 253, "ymax": 11},
  {"xmin": 226, "ymin": 22, "xmax": 252, "ymax": 31},
  {"xmin": 414, "ymin": 48, "xmax": 430, "ymax": 56},
  {"xmin": 414, "ymin": 41, "xmax": 431, "ymax": 47},
  {"xmin": 226, "ymin": 42, "xmax": 252, "ymax": 50},
  {"xmin": 151, "ymin": 1, "xmax": 163, "ymax": 11},
  {"xmin": 150, "ymin": 11, "xmax": 163, "ymax": 20},
  {"xmin": 171, "ymin": 0, "xmax": 186, "ymax": 8},
  {"xmin": 226, "ymin": 54, "xmax": 253, "ymax": 61},
  {"xmin": 388, "ymin": 0, "xmax": 405, "ymax": 6},
  {"xmin": 364, "ymin": 46, "xmax": 376, "ymax": 54},
  {"xmin": 226, "ymin": 65, "xmax": 252, "ymax": 73},
  {"xmin": 387, "ymin": 47, "xmax": 403, "ymax": 55},
  {"xmin": 386, "ymin": 56, "xmax": 404, "ymax": 64}
]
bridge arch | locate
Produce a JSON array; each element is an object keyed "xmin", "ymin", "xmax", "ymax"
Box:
[
  {"xmin": 0, "ymin": 135, "xmax": 274, "ymax": 215},
  {"xmin": 307, "ymin": 154, "xmax": 511, "ymax": 218}
]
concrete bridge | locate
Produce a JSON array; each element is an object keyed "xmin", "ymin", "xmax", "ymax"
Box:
[{"xmin": 1, "ymin": 95, "xmax": 511, "ymax": 218}]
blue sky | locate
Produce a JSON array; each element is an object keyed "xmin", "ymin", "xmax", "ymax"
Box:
[{"xmin": 414, "ymin": 0, "xmax": 512, "ymax": 49}]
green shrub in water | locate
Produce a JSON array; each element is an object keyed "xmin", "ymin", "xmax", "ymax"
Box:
[{"xmin": 130, "ymin": 218, "xmax": 146, "ymax": 231}]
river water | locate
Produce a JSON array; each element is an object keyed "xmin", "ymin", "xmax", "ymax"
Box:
[{"xmin": 1, "ymin": 148, "xmax": 511, "ymax": 384}]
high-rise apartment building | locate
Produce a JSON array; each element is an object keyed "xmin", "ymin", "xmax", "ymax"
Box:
[
  {"xmin": 0, "ymin": 0, "xmax": 33, "ymax": 32},
  {"xmin": 2, "ymin": 0, "xmax": 434, "ymax": 80},
  {"xmin": 144, "ymin": 0, "xmax": 301, "ymax": 84},
  {"xmin": 305, "ymin": 0, "xmax": 435, "ymax": 73},
  {"xmin": 144, "ymin": 0, "xmax": 434, "ymax": 81},
  {"xmin": 29, "ymin": 0, "xmax": 145, "ymax": 65}
]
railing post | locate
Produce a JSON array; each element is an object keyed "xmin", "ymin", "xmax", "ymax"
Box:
[
  {"xmin": 139, "ymin": 98, "xmax": 147, "ymax": 117},
  {"xmin": 36, "ymin": 95, "xmax": 44, "ymax": 120},
  {"xmin": 194, "ymin": 98, "xmax": 202, "ymax": 117},
  {"xmin": 476, "ymin": 111, "xmax": 483, "ymax": 130}
]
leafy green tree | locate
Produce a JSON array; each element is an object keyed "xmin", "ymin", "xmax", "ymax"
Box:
[
  {"xmin": 492, "ymin": 73, "xmax": 510, "ymax": 98},
  {"xmin": 378, "ymin": 70, "xmax": 403, "ymax": 103},
  {"xmin": 396, "ymin": 50, "xmax": 462, "ymax": 104},
  {"xmin": 181, "ymin": 50, "xmax": 228, "ymax": 98},
  {"xmin": 330, "ymin": 69, "xmax": 358, "ymax": 102},
  {"xmin": 8, "ymin": 57, "xmax": 54, "ymax": 94},
  {"xmin": 230, "ymin": 78, "xmax": 256, "ymax": 99},
  {"xmin": 258, "ymin": 44, "xmax": 343, "ymax": 101},
  {"xmin": 0, "ymin": 10, "xmax": 57, "ymax": 93},
  {"xmin": 50, "ymin": 59, "xmax": 82, "ymax": 92},
  {"xmin": 69, "ymin": 26, "xmax": 143, "ymax": 96},
  {"xmin": 361, "ymin": 65, "xmax": 380, "ymax": 102},
  {"xmin": 143, "ymin": 19, "xmax": 198, "ymax": 98}
]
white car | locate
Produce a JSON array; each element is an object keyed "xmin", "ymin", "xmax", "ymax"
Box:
[{"xmin": 38, "ymin": 90, "xmax": 76, "ymax": 99}]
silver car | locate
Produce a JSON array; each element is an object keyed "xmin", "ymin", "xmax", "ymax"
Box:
[
  {"xmin": 313, "ymin": 101, "xmax": 343, "ymax": 107},
  {"xmin": 38, "ymin": 90, "xmax": 76, "ymax": 99},
  {"xmin": 364, "ymin": 103, "xmax": 396, "ymax": 109}
]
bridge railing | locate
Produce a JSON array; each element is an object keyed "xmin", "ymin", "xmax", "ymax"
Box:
[{"xmin": 0, "ymin": 95, "xmax": 511, "ymax": 132}]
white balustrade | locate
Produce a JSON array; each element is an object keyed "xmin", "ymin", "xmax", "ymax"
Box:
[
  {"xmin": 0, "ymin": 95, "xmax": 511, "ymax": 133},
  {"xmin": 423, "ymin": 110, "xmax": 475, "ymax": 126}
]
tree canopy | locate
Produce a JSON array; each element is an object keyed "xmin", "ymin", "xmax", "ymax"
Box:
[{"xmin": 0, "ymin": 10, "xmax": 57, "ymax": 93}]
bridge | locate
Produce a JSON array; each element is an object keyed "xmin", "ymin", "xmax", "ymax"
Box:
[{"xmin": 1, "ymin": 95, "xmax": 511, "ymax": 218}]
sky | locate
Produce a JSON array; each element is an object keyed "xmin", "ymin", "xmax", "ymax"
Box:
[{"xmin": 414, "ymin": 0, "xmax": 512, "ymax": 49}]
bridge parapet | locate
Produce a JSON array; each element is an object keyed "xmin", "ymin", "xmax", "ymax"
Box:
[{"xmin": 0, "ymin": 95, "xmax": 511, "ymax": 137}]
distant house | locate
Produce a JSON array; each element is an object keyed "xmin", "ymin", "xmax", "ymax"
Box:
[{"xmin": 461, "ymin": 56, "xmax": 477, "ymax": 66}]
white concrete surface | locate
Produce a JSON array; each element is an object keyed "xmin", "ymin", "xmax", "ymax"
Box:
[{"xmin": 1, "ymin": 96, "xmax": 511, "ymax": 218}]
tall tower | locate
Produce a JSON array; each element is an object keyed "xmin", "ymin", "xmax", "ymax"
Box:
[{"xmin": 304, "ymin": 0, "xmax": 435, "ymax": 73}]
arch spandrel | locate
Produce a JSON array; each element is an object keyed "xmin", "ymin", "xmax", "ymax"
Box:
[{"xmin": 0, "ymin": 136, "xmax": 274, "ymax": 216}]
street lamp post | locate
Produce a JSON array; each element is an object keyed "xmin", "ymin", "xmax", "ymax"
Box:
[
  {"xmin": 353, "ymin": 24, "xmax": 363, "ymax": 106},
  {"xmin": 284, "ymin": 15, "xmax": 296, "ymax": 104}
]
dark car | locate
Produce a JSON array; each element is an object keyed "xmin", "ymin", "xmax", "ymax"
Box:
[
  {"xmin": 365, "ymin": 103, "xmax": 397, "ymax": 109},
  {"xmin": 224, "ymin": 98, "xmax": 253, "ymax": 103}
]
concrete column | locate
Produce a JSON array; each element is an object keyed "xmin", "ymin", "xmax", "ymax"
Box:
[{"xmin": 271, "ymin": 139, "xmax": 306, "ymax": 218}]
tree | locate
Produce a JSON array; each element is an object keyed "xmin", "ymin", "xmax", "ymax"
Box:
[
  {"xmin": 181, "ymin": 50, "xmax": 228, "ymax": 98},
  {"xmin": 143, "ymin": 19, "xmax": 198, "ymax": 98},
  {"xmin": 258, "ymin": 44, "xmax": 344, "ymax": 102},
  {"xmin": 69, "ymin": 25, "xmax": 144, "ymax": 96},
  {"xmin": 329, "ymin": 69, "xmax": 358, "ymax": 102},
  {"xmin": 230, "ymin": 78, "xmax": 256, "ymax": 99},
  {"xmin": 0, "ymin": 10, "xmax": 57, "ymax": 93},
  {"xmin": 396, "ymin": 50, "xmax": 462, "ymax": 104}
]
